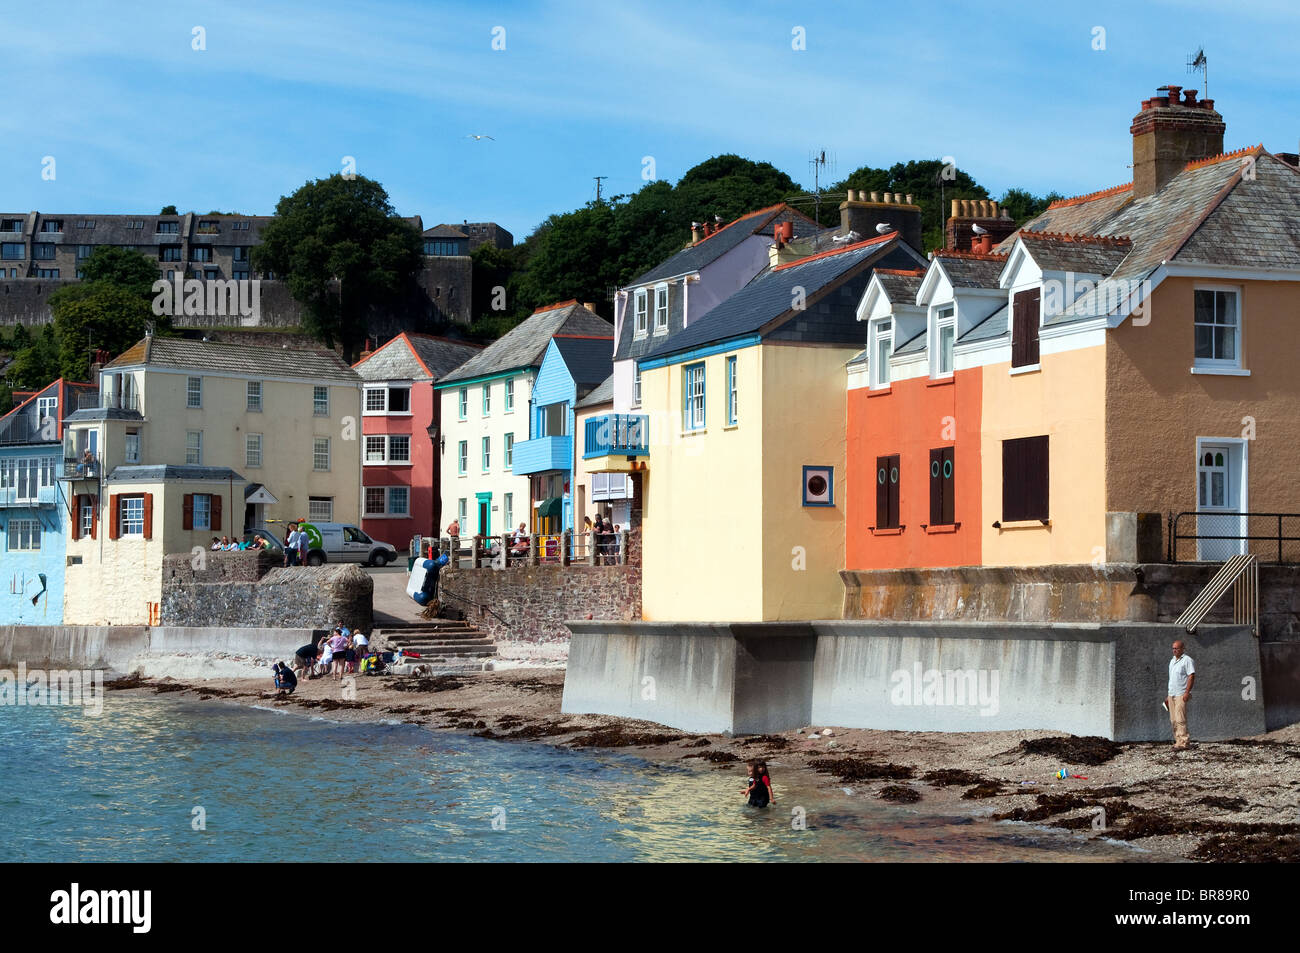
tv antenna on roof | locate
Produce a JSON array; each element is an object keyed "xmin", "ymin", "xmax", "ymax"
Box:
[
  {"xmin": 1187, "ymin": 47, "xmax": 1208, "ymax": 99},
  {"xmin": 808, "ymin": 149, "xmax": 836, "ymax": 224}
]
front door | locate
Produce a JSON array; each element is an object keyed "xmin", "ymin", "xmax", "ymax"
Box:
[
  {"xmin": 476, "ymin": 493, "xmax": 491, "ymax": 537},
  {"xmin": 1197, "ymin": 441, "xmax": 1246, "ymax": 560}
]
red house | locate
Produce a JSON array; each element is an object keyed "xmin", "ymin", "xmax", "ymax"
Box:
[{"xmin": 353, "ymin": 333, "xmax": 483, "ymax": 547}]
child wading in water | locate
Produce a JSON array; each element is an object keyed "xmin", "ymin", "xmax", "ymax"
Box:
[{"xmin": 742, "ymin": 761, "xmax": 773, "ymax": 808}]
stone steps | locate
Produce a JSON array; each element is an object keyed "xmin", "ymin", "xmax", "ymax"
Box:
[{"xmin": 377, "ymin": 621, "xmax": 498, "ymax": 661}]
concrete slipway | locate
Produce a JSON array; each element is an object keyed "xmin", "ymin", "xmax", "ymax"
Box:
[{"xmin": 562, "ymin": 621, "xmax": 1270, "ymax": 742}]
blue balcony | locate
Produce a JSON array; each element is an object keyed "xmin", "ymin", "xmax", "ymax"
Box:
[
  {"xmin": 512, "ymin": 434, "xmax": 572, "ymax": 475},
  {"xmin": 0, "ymin": 484, "xmax": 57, "ymax": 507},
  {"xmin": 584, "ymin": 414, "xmax": 648, "ymax": 460}
]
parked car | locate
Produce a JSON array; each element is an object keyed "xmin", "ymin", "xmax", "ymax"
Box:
[
  {"xmin": 243, "ymin": 528, "xmax": 284, "ymax": 553},
  {"xmin": 297, "ymin": 522, "xmax": 398, "ymax": 567}
]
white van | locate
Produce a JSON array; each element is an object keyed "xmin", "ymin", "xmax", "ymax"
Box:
[{"xmin": 296, "ymin": 522, "xmax": 399, "ymax": 567}]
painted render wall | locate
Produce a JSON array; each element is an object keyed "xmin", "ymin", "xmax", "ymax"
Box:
[{"xmin": 1106, "ymin": 276, "xmax": 1300, "ymax": 526}]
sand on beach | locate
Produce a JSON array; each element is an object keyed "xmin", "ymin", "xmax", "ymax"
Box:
[{"xmin": 104, "ymin": 664, "xmax": 1300, "ymax": 863}]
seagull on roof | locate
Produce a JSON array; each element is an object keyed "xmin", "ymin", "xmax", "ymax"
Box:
[
  {"xmin": 466, "ymin": 134, "xmax": 495, "ymax": 141},
  {"xmin": 971, "ymin": 223, "xmax": 989, "ymax": 235},
  {"xmin": 875, "ymin": 223, "xmax": 892, "ymax": 235}
]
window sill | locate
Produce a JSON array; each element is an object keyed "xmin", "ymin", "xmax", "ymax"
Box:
[
  {"xmin": 922, "ymin": 522, "xmax": 961, "ymax": 534},
  {"xmin": 364, "ymin": 461, "xmax": 412, "ymax": 467},
  {"xmin": 992, "ymin": 519, "xmax": 1051, "ymax": 530},
  {"xmin": 926, "ymin": 376, "xmax": 955, "ymax": 387},
  {"xmin": 723, "ymin": 423, "xmax": 739, "ymax": 431},
  {"xmin": 1190, "ymin": 366, "xmax": 1250, "ymax": 377},
  {"xmin": 868, "ymin": 526, "xmax": 905, "ymax": 536},
  {"xmin": 867, "ymin": 386, "xmax": 892, "ymax": 398},
  {"xmin": 681, "ymin": 428, "xmax": 707, "ymax": 438},
  {"xmin": 1009, "ymin": 364, "xmax": 1040, "ymax": 376}
]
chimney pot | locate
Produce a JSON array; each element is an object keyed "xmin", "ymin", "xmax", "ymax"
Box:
[
  {"xmin": 883, "ymin": 193, "xmax": 892, "ymax": 204},
  {"xmin": 1166, "ymin": 84, "xmax": 1182, "ymax": 104},
  {"xmin": 1182, "ymin": 88, "xmax": 1198, "ymax": 106},
  {"xmin": 870, "ymin": 191, "xmax": 880, "ymax": 202},
  {"xmin": 951, "ymin": 199, "xmax": 960, "ymax": 217},
  {"xmin": 905, "ymin": 194, "xmax": 913, "ymax": 205}
]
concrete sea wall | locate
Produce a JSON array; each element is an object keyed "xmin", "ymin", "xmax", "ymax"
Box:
[
  {"xmin": 0, "ymin": 625, "xmax": 316, "ymax": 671},
  {"xmin": 563, "ymin": 620, "xmax": 1269, "ymax": 741}
]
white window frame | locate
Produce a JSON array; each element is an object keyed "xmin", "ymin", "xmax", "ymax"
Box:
[
  {"xmin": 364, "ymin": 487, "xmax": 387, "ymax": 517},
  {"xmin": 387, "ymin": 486, "xmax": 409, "ymax": 516},
  {"xmin": 481, "ymin": 435, "xmax": 491, "ymax": 472},
  {"xmin": 726, "ymin": 355, "xmax": 738, "ymax": 426},
  {"xmin": 1192, "ymin": 285, "xmax": 1243, "ymax": 373},
  {"xmin": 482, "ymin": 384, "xmax": 491, "ymax": 417},
  {"xmin": 869, "ymin": 318, "xmax": 893, "ymax": 390},
  {"xmin": 247, "ymin": 380, "xmax": 263, "ymax": 412},
  {"xmin": 187, "ymin": 376, "xmax": 202, "ymax": 408},
  {"xmin": 365, "ymin": 387, "xmax": 387, "ymax": 414},
  {"xmin": 503, "ymin": 492, "xmax": 513, "ymax": 529},
  {"xmin": 193, "ymin": 493, "xmax": 211, "ymax": 531},
  {"xmin": 79, "ymin": 498, "xmax": 94, "ymax": 537},
  {"xmin": 633, "ymin": 366, "xmax": 642, "ymax": 407},
  {"xmin": 504, "ymin": 433, "xmax": 513, "ymax": 470},
  {"xmin": 505, "ymin": 378, "xmax": 515, "ymax": 412},
  {"xmin": 388, "ymin": 434, "xmax": 410, "ymax": 464},
  {"xmin": 185, "ymin": 430, "xmax": 203, "ymax": 465},
  {"xmin": 313, "ymin": 436, "xmax": 330, "ymax": 471},
  {"xmin": 37, "ymin": 395, "xmax": 57, "ymax": 427},
  {"xmin": 931, "ymin": 305, "xmax": 956, "ymax": 379},
  {"xmin": 458, "ymin": 387, "xmax": 468, "ymax": 419},
  {"xmin": 313, "ymin": 386, "xmax": 329, "ymax": 417},
  {"xmin": 458, "ymin": 440, "xmax": 468, "ymax": 475},
  {"xmin": 653, "ymin": 283, "xmax": 669, "ymax": 333},
  {"xmin": 308, "ymin": 497, "xmax": 333, "ymax": 522},
  {"xmin": 634, "ymin": 289, "xmax": 649, "ymax": 336},
  {"xmin": 124, "ymin": 430, "xmax": 140, "ymax": 464},
  {"xmin": 683, "ymin": 363, "xmax": 706, "ymax": 432},
  {"xmin": 365, "ymin": 435, "xmax": 386, "ymax": 464},
  {"xmin": 457, "ymin": 498, "xmax": 467, "ymax": 528},
  {"xmin": 7, "ymin": 518, "xmax": 41, "ymax": 551},
  {"xmin": 120, "ymin": 495, "xmax": 145, "ymax": 537},
  {"xmin": 246, "ymin": 433, "xmax": 262, "ymax": 468}
]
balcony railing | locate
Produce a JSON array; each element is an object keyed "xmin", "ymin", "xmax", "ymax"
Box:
[
  {"xmin": 512, "ymin": 434, "xmax": 572, "ymax": 475},
  {"xmin": 60, "ymin": 458, "xmax": 101, "ymax": 480},
  {"xmin": 584, "ymin": 413, "xmax": 648, "ymax": 458},
  {"xmin": 0, "ymin": 484, "xmax": 57, "ymax": 507},
  {"xmin": 77, "ymin": 391, "xmax": 140, "ymax": 412}
]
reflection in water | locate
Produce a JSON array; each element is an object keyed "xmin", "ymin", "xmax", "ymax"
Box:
[{"xmin": 1, "ymin": 697, "xmax": 1162, "ymax": 863}]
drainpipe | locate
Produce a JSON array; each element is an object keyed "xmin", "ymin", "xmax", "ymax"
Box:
[{"xmin": 682, "ymin": 275, "xmax": 690, "ymax": 328}]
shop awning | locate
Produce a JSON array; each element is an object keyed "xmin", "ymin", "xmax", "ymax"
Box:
[{"xmin": 536, "ymin": 497, "xmax": 563, "ymax": 518}]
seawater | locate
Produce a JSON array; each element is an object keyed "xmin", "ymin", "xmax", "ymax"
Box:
[{"xmin": 0, "ymin": 695, "xmax": 1165, "ymax": 862}]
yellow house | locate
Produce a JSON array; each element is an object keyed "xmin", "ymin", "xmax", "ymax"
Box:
[
  {"xmin": 630, "ymin": 233, "xmax": 925, "ymax": 621},
  {"xmin": 60, "ymin": 336, "xmax": 362, "ymax": 624}
]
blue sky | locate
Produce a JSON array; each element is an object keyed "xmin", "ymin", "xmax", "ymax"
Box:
[{"xmin": 2, "ymin": 0, "xmax": 1297, "ymax": 240}]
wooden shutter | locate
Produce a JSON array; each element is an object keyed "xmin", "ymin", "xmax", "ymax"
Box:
[
  {"xmin": 929, "ymin": 448, "xmax": 955, "ymax": 525},
  {"xmin": 182, "ymin": 494, "xmax": 194, "ymax": 531},
  {"xmin": 90, "ymin": 496, "xmax": 98, "ymax": 540},
  {"xmin": 875, "ymin": 455, "xmax": 890, "ymax": 528},
  {"xmin": 211, "ymin": 494, "xmax": 222, "ymax": 532},
  {"xmin": 143, "ymin": 493, "xmax": 154, "ymax": 540},
  {"xmin": 1002, "ymin": 436, "xmax": 1048, "ymax": 521},
  {"xmin": 71, "ymin": 495, "xmax": 83, "ymax": 541},
  {"xmin": 108, "ymin": 494, "xmax": 120, "ymax": 540},
  {"xmin": 1012, "ymin": 289, "xmax": 1040, "ymax": 368}
]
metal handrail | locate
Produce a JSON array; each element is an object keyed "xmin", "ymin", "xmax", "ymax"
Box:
[
  {"xmin": 1174, "ymin": 552, "xmax": 1258, "ymax": 638},
  {"xmin": 1168, "ymin": 511, "xmax": 1300, "ymax": 563}
]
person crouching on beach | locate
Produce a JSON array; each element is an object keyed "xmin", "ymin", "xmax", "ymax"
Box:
[
  {"xmin": 272, "ymin": 661, "xmax": 297, "ymax": 695},
  {"xmin": 742, "ymin": 761, "xmax": 770, "ymax": 808},
  {"xmin": 292, "ymin": 641, "xmax": 318, "ymax": 679}
]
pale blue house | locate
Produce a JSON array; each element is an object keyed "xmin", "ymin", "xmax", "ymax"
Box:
[{"xmin": 512, "ymin": 334, "xmax": 613, "ymax": 535}]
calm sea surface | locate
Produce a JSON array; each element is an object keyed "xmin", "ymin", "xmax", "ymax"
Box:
[{"xmin": 1, "ymin": 695, "xmax": 1167, "ymax": 862}]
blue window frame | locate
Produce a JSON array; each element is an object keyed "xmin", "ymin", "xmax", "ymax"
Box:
[
  {"xmin": 458, "ymin": 387, "xmax": 468, "ymax": 420},
  {"xmin": 802, "ymin": 465, "xmax": 834, "ymax": 507},
  {"xmin": 683, "ymin": 362, "xmax": 706, "ymax": 431}
]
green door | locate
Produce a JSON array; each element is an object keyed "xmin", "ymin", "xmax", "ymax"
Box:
[{"xmin": 476, "ymin": 492, "xmax": 492, "ymax": 536}]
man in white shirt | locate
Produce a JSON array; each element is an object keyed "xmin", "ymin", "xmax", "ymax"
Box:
[{"xmin": 1167, "ymin": 640, "xmax": 1196, "ymax": 750}]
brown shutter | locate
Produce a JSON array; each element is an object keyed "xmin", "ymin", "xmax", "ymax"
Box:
[
  {"xmin": 1025, "ymin": 288, "xmax": 1040, "ymax": 365},
  {"xmin": 108, "ymin": 494, "xmax": 120, "ymax": 540},
  {"xmin": 1012, "ymin": 289, "xmax": 1041, "ymax": 368},
  {"xmin": 1026, "ymin": 436, "xmax": 1049, "ymax": 520},
  {"xmin": 1011, "ymin": 295, "xmax": 1025, "ymax": 367},
  {"xmin": 888, "ymin": 454, "xmax": 900, "ymax": 529},
  {"xmin": 90, "ymin": 496, "xmax": 98, "ymax": 540},
  {"xmin": 211, "ymin": 493, "xmax": 222, "ymax": 532},
  {"xmin": 875, "ymin": 455, "xmax": 889, "ymax": 528},
  {"xmin": 143, "ymin": 493, "xmax": 154, "ymax": 540},
  {"xmin": 929, "ymin": 450, "xmax": 943, "ymax": 526},
  {"xmin": 71, "ymin": 495, "xmax": 83, "ymax": 541},
  {"xmin": 1003, "ymin": 436, "xmax": 1048, "ymax": 521},
  {"xmin": 182, "ymin": 494, "xmax": 194, "ymax": 531},
  {"xmin": 942, "ymin": 447, "xmax": 956, "ymax": 525}
]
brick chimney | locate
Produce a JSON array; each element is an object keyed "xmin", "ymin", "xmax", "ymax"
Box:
[
  {"xmin": 839, "ymin": 190, "xmax": 923, "ymax": 253},
  {"xmin": 1130, "ymin": 83, "xmax": 1225, "ymax": 198},
  {"xmin": 944, "ymin": 199, "xmax": 1017, "ymax": 252}
]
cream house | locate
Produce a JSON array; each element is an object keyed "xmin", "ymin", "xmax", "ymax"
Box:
[{"xmin": 61, "ymin": 336, "xmax": 362, "ymax": 624}]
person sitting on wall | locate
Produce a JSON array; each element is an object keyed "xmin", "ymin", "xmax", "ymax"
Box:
[
  {"xmin": 211, "ymin": 537, "xmax": 222, "ymax": 551},
  {"xmin": 510, "ymin": 522, "xmax": 530, "ymax": 562},
  {"xmin": 413, "ymin": 551, "xmax": 450, "ymax": 607}
]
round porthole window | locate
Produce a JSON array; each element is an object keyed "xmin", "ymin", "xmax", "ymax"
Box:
[{"xmin": 808, "ymin": 475, "xmax": 827, "ymax": 496}]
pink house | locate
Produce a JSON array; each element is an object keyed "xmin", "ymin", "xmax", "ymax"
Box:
[{"xmin": 353, "ymin": 333, "xmax": 483, "ymax": 546}]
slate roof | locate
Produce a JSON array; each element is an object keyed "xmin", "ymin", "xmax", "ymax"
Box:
[
  {"xmin": 353, "ymin": 333, "xmax": 483, "ymax": 382},
  {"xmin": 64, "ymin": 407, "xmax": 144, "ymax": 423},
  {"xmin": 957, "ymin": 303, "xmax": 1009, "ymax": 343},
  {"xmin": 107, "ymin": 465, "xmax": 244, "ymax": 483},
  {"xmin": 575, "ymin": 374, "xmax": 614, "ymax": 408},
  {"xmin": 1017, "ymin": 233, "xmax": 1133, "ymax": 274},
  {"xmin": 932, "ymin": 252, "xmax": 1008, "ymax": 289},
  {"xmin": 423, "ymin": 224, "xmax": 469, "ymax": 239},
  {"xmin": 551, "ymin": 335, "xmax": 614, "ymax": 394},
  {"xmin": 105, "ymin": 337, "xmax": 361, "ymax": 382},
  {"xmin": 627, "ymin": 204, "xmax": 824, "ymax": 287},
  {"xmin": 437, "ymin": 301, "xmax": 613, "ymax": 385},
  {"xmin": 641, "ymin": 234, "xmax": 920, "ymax": 361},
  {"xmin": 872, "ymin": 269, "xmax": 925, "ymax": 304}
]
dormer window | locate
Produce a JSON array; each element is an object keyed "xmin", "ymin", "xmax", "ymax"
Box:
[
  {"xmin": 633, "ymin": 289, "xmax": 648, "ymax": 336},
  {"xmin": 932, "ymin": 305, "xmax": 955, "ymax": 378},
  {"xmin": 1011, "ymin": 288, "xmax": 1041, "ymax": 369},
  {"xmin": 869, "ymin": 318, "xmax": 893, "ymax": 389},
  {"xmin": 654, "ymin": 284, "xmax": 669, "ymax": 333}
]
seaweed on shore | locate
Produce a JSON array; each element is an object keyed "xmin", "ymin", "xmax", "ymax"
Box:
[
  {"xmin": 961, "ymin": 782, "xmax": 1006, "ymax": 799},
  {"xmin": 152, "ymin": 682, "xmax": 191, "ymax": 694},
  {"xmin": 500, "ymin": 722, "xmax": 581, "ymax": 740},
  {"xmin": 680, "ymin": 738, "xmax": 711, "ymax": 748},
  {"xmin": 387, "ymin": 676, "xmax": 464, "ymax": 693},
  {"xmin": 808, "ymin": 757, "xmax": 915, "ymax": 782},
  {"xmin": 567, "ymin": 727, "xmax": 686, "ymax": 748},
  {"xmin": 104, "ymin": 674, "xmax": 149, "ymax": 691},
  {"xmin": 1017, "ymin": 735, "xmax": 1122, "ymax": 765},
  {"xmin": 922, "ymin": 769, "xmax": 991, "ymax": 787},
  {"xmin": 878, "ymin": 785, "xmax": 922, "ymax": 803},
  {"xmin": 738, "ymin": 735, "xmax": 791, "ymax": 749},
  {"xmin": 683, "ymin": 750, "xmax": 741, "ymax": 763},
  {"xmin": 1196, "ymin": 795, "xmax": 1248, "ymax": 812},
  {"xmin": 1192, "ymin": 833, "xmax": 1300, "ymax": 862}
]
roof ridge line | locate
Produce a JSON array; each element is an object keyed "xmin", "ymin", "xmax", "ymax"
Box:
[
  {"xmin": 1046, "ymin": 182, "xmax": 1133, "ymax": 209},
  {"xmin": 1019, "ymin": 231, "xmax": 1132, "ymax": 246},
  {"xmin": 771, "ymin": 231, "xmax": 896, "ymax": 271},
  {"xmin": 1184, "ymin": 144, "xmax": 1264, "ymax": 171}
]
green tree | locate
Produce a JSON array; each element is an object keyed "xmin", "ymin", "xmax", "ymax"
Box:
[
  {"xmin": 999, "ymin": 187, "xmax": 1064, "ymax": 225},
  {"xmin": 672, "ymin": 155, "xmax": 800, "ymax": 229},
  {"xmin": 78, "ymin": 246, "xmax": 161, "ymax": 299},
  {"xmin": 833, "ymin": 159, "xmax": 990, "ymax": 252},
  {"xmin": 159, "ymin": 205, "xmax": 178, "ymax": 215},
  {"xmin": 0, "ymin": 380, "xmax": 12, "ymax": 416},
  {"xmin": 7, "ymin": 324, "xmax": 61, "ymax": 389},
  {"xmin": 252, "ymin": 174, "xmax": 422, "ymax": 360},
  {"xmin": 51, "ymin": 285, "xmax": 152, "ymax": 381},
  {"xmin": 10, "ymin": 322, "xmax": 31, "ymax": 352}
]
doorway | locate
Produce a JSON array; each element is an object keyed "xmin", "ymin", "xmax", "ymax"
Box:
[{"xmin": 1196, "ymin": 439, "xmax": 1247, "ymax": 560}]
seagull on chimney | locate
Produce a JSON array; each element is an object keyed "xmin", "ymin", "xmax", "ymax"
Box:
[
  {"xmin": 971, "ymin": 223, "xmax": 989, "ymax": 235},
  {"xmin": 875, "ymin": 223, "xmax": 893, "ymax": 235}
]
